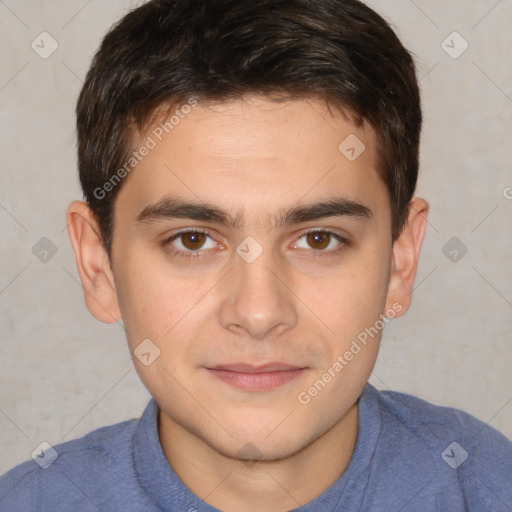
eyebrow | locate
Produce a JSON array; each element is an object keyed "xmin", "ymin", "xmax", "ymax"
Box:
[{"xmin": 136, "ymin": 195, "xmax": 373, "ymax": 229}]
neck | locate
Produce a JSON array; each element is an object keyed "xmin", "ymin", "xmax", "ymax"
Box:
[{"xmin": 158, "ymin": 403, "xmax": 359, "ymax": 512}]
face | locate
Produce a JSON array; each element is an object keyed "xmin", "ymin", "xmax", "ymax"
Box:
[{"xmin": 69, "ymin": 96, "xmax": 426, "ymax": 461}]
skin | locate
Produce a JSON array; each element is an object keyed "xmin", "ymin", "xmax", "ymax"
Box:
[{"xmin": 67, "ymin": 96, "xmax": 428, "ymax": 511}]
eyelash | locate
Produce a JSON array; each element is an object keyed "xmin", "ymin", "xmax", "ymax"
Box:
[{"xmin": 161, "ymin": 228, "xmax": 349, "ymax": 260}]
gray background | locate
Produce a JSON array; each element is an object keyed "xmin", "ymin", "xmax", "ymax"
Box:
[{"xmin": 1, "ymin": 0, "xmax": 511, "ymax": 474}]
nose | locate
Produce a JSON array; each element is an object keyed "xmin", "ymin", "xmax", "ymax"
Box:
[{"xmin": 218, "ymin": 244, "xmax": 298, "ymax": 340}]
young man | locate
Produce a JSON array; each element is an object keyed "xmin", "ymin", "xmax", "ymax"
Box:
[{"xmin": 1, "ymin": 0, "xmax": 511, "ymax": 510}]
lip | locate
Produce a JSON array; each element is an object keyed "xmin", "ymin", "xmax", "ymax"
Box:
[
  {"xmin": 208, "ymin": 362, "xmax": 304, "ymax": 373},
  {"xmin": 204, "ymin": 363, "xmax": 308, "ymax": 391}
]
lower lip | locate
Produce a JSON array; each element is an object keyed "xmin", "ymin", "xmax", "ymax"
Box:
[{"xmin": 205, "ymin": 368, "xmax": 306, "ymax": 391}]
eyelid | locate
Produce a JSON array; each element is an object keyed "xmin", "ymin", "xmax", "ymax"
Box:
[
  {"xmin": 162, "ymin": 227, "xmax": 221, "ymax": 251},
  {"xmin": 294, "ymin": 226, "xmax": 348, "ymax": 242}
]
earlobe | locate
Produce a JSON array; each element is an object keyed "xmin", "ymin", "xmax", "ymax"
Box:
[
  {"xmin": 66, "ymin": 200, "xmax": 122, "ymax": 324},
  {"xmin": 385, "ymin": 197, "xmax": 429, "ymax": 316}
]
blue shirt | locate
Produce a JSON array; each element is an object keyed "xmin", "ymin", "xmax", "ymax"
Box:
[{"xmin": 1, "ymin": 383, "xmax": 511, "ymax": 511}]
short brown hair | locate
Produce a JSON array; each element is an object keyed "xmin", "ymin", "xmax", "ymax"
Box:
[{"xmin": 76, "ymin": 0, "xmax": 422, "ymax": 257}]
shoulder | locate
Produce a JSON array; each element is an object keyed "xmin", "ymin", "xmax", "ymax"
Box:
[
  {"xmin": 375, "ymin": 385, "xmax": 511, "ymax": 449},
  {"xmin": 0, "ymin": 415, "xmax": 140, "ymax": 510},
  {"xmin": 375, "ymin": 386, "xmax": 492, "ymax": 433},
  {"xmin": 368, "ymin": 385, "xmax": 512, "ymax": 508}
]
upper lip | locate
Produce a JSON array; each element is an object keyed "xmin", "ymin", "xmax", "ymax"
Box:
[{"xmin": 206, "ymin": 363, "xmax": 306, "ymax": 373}]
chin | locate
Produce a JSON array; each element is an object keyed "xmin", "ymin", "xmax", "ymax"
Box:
[
  {"xmin": 204, "ymin": 421, "xmax": 315, "ymax": 463},
  {"xmin": 220, "ymin": 436, "xmax": 307, "ymax": 463}
]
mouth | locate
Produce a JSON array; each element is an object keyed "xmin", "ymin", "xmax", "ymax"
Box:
[{"xmin": 204, "ymin": 363, "xmax": 308, "ymax": 391}]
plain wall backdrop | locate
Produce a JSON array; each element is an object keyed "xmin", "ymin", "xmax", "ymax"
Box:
[{"xmin": 0, "ymin": 0, "xmax": 511, "ymax": 474}]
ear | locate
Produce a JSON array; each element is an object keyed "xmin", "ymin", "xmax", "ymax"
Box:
[
  {"xmin": 384, "ymin": 197, "xmax": 429, "ymax": 317},
  {"xmin": 66, "ymin": 200, "xmax": 122, "ymax": 324}
]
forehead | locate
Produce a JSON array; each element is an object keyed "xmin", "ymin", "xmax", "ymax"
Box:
[{"xmin": 117, "ymin": 96, "xmax": 388, "ymax": 225}]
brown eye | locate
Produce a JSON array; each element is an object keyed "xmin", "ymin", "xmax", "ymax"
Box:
[
  {"xmin": 163, "ymin": 229, "xmax": 219, "ymax": 259},
  {"xmin": 293, "ymin": 229, "xmax": 347, "ymax": 256},
  {"xmin": 180, "ymin": 231, "xmax": 207, "ymax": 250},
  {"xmin": 306, "ymin": 231, "xmax": 332, "ymax": 250}
]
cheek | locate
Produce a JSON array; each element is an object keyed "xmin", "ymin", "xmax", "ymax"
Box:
[
  {"xmin": 113, "ymin": 252, "xmax": 176, "ymax": 338},
  {"xmin": 302, "ymin": 252, "xmax": 390, "ymax": 331},
  {"xmin": 115, "ymin": 256, "xmax": 215, "ymax": 354}
]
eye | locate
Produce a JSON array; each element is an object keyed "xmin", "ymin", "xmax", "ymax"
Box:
[
  {"xmin": 162, "ymin": 228, "xmax": 348, "ymax": 260},
  {"xmin": 293, "ymin": 229, "xmax": 347, "ymax": 256},
  {"xmin": 163, "ymin": 229, "xmax": 218, "ymax": 258}
]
